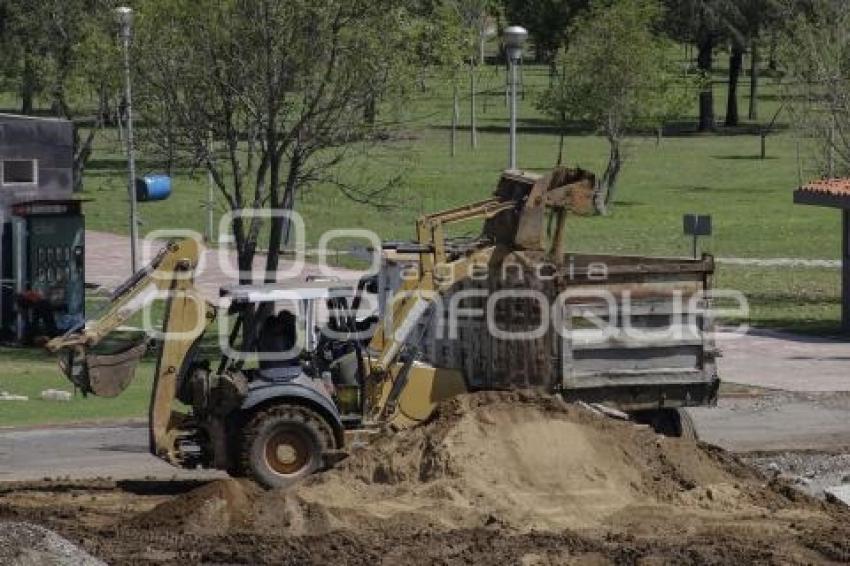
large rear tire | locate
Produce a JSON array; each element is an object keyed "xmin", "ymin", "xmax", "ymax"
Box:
[
  {"xmin": 631, "ymin": 408, "xmax": 699, "ymax": 441},
  {"xmin": 238, "ymin": 404, "xmax": 336, "ymax": 489}
]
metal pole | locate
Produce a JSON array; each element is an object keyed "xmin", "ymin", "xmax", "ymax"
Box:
[
  {"xmin": 509, "ymin": 56, "xmax": 517, "ymax": 170},
  {"xmin": 120, "ymin": 24, "xmax": 139, "ymax": 273},
  {"xmin": 206, "ymin": 131, "xmax": 215, "ymax": 243},
  {"xmin": 828, "ymin": 116, "xmax": 836, "ymax": 178},
  {"xmin": 470, "ymin": 62, "xmax": 477, "ymax": 149},
  {"xmin": 841, "ymin": 210, "xmax": 850, "ymax": 332}
]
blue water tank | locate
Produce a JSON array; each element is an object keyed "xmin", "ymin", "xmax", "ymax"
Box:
[{"xmin": 135, "ymin": 174, "xmax": 172, "ymax": 202}]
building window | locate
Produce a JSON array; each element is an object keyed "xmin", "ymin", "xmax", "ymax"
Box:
[{"xmin": 1, "ymin": 160, "xmax": 38, "ymax": 186}]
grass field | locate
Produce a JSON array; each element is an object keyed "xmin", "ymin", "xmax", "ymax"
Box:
[
  {"xmin": 76, "ymin": 63, "xmax": 842, "ymax": 330},
  {"xmin": 0, "ymin": 348, "xmax": 153, "ymax": 427},
  {"xmin": 0, "ymin": 58, "xmax": 843, "ymax": 427}
]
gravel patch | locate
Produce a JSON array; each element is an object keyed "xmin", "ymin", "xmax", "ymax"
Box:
[
  {"xmin": 743, "ymin": 451, "xmax": 850, "ymax": 499},
  {"xmin": 0, "ymin": 521, "xmax": 103, "ymax": 566}
]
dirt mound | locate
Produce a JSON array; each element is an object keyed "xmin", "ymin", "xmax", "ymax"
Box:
[
  {"xmin": 135, "ymin": 391, "xmax": 827, "ymax": 538},
  {"xmin": 130, "ymin": 478, "xmax": 262, "ymax": 533}
]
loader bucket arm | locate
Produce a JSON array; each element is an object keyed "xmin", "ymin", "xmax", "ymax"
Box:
[{"xmin": 365, "ymin": 167, "xmax": 597, "ymax": 422}]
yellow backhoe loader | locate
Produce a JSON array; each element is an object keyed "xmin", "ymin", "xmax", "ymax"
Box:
[{"xmin": 47, "ymin": 167, "xmax": 718, "ymax": 488}]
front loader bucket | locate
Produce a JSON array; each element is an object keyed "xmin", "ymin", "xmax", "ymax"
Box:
[{"xmin": 59, "ymin": 341, "xmax": 148, "ymax": 398}]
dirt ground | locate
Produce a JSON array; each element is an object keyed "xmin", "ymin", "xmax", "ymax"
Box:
[{"xmin": 2, "ymin": 392, "xmax": 850, "ymax": 565}]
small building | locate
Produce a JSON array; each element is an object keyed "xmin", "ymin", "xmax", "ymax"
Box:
[
  {"xmin": 0, "ymin": 114, "xmax": 86, "ymax": 342},
  {"xmin": 793, "ymin": 179, "xmax": 850, "ymax": 332}
]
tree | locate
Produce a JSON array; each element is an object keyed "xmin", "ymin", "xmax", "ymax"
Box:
[
  {"xmin": 132, "ymin": 0, "xmax": 424, "ymax": 340},
  {"xmin": 780, "ymin": 0, "xmax": 850, "ymax": 177},
  {"xmin": 0, "ymin": 0, "xmax": 118, "ymax": 191},
  {"xmin": 451, "ymin": 0, "xmax": 498, "ymax": 148},
  {"xmin": 663, "ymin": 0, "xmax": 726, "ymax": 132},
  {"xmin": 426, "ymin": 1, "xmax": 485, "ymax": 155},
  {"xmin": 538, "ymin": 0, "xmax": 695, "ymax": 213},
  {"xmin": 719, "ymin": 0, "xmax": 783, "ymax": 125},
  {"xmin": 502, "ymin": 0, "xmax": 589, "ymax": 74}
]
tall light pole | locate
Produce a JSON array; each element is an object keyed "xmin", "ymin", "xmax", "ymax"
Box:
[
  {"xmin": 503, "ymin": 25, "xmax": 527, "ymax": 171},
  {"xmin": 116, "ymin": 6, "xmax": 139, "ymax": 273}
]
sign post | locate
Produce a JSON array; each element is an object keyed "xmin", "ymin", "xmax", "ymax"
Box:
[{"xmin": 683, "ymin": 214, "xmax": 712, "ymax": 259}]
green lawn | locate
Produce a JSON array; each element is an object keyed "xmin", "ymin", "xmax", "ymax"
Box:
[
  {"xmin": 74, "ymin": 65, "xmax": 842, "ymax": 334},
  {"xmin": 0, "ymin": 348, "xmax": 153, "ymax": 427},
  {"xmin": 0, "ymin": 60, "xmax": 843, "ymax": 427},
  {"xmin": 77, "ymin": 64, "xmax": 836, "ymax": 258}
]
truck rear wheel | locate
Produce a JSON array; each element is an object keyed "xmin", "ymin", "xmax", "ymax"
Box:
[
  {"xmin": 238, "ymin": 404, "xmax": 335, "ymax": 489},
  {"xmin": 631, "ymin": 408, "xmax": 699, "ymax": 441}
]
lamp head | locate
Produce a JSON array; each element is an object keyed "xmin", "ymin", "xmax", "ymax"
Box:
[
  {"xmin": 115, "ymin": 7, "xmax": 133, "ymax": 39},
  {"xmin": 503, "ymin": 25, "xmax": 528, "ymax": 61}
]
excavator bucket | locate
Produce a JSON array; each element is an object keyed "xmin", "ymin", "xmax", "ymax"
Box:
[
  {"xmin": 59, "ymin": 341, "xmax": 147, "ymax": 398},
  {"xmin": 483, "ymin": 167, "xmax": 597, "ymax": 252}
]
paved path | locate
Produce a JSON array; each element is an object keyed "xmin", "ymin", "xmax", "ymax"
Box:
[
  {"xmin": 0, "ymin": 422, "xmax": 223, "ymax": 482},
  {"xmin": 690, "ymin": 392, "xmax": 850, "ymax": 452},
  {"xmin": 85, "ymin": 231, "xmax": 360, "ymax": 303},
  {"xmin": 717, "ymin": 257, "xmax": 840, "ymax": 268},
  {"xmin": 717, "ymin": 328, "xmax": 849, "ymax": 392}
]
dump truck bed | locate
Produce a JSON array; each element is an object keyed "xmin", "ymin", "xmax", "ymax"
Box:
[{"xmin": 413, "ymin": 251, "xmax": 718, "ymax": 412}]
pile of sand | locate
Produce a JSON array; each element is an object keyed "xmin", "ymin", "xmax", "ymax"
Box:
[{"xmin": 133, "ymin": 391, "xmax": 820, "ymax": 537}]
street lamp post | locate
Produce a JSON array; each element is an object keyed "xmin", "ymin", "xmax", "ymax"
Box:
[
  {"xmin": 503, "ymin": 25, "xmax": 527, "ymax": 171},
  {"xmin": 116, "ymin": 6, "xmax": 139, "ymax": 273}
]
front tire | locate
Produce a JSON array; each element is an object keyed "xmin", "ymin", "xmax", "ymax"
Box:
[{"xmin": 238, "ymin": 404, "xmax": 335, "ymax": 489}]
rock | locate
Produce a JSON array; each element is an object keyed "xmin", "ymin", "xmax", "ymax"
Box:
[
  {"xmin": 824, "ymin": 485, "xmax": 850, "ymax": 508},
  {"xmin": 0, "ymin": 392, "xmax": 28, "ymax": 401},
  {"xmin": 40, "ymin": 390, "xmax": 72, "ymax": 402}
]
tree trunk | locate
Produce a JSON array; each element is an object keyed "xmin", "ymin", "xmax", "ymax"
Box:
[
  {"xmin": 697, "ymin": 36, "xmax": 715, "ymax": 132},
  {"xmin": 470, "ymin": 63, "xmax": 477, "ymax": 149},
  {"xmin": 748, "ymin": 39, "xmax": 759, "ymax": 121},
  {"xmin": 20, "ymin": 56, "xmax": 36, "ymax": 115},
  {"xmin": 556, "ymin": 109, "xmax": 567, "ymax": 165},
  {"xmin": 768, "ymin": 30, "xmax": 778, "ymax": 71},
  {"xmin": 450, "ymin": 83, "xmax": 458, "ymax": 157},
  {"xmin": 364, "ymin": 91, "xmax": 376, "ymax": 125},
  {"xmin": 595, "ymin": 135, "xmax": 622, "ymax": 215},
  {"xmin": 479, "ymin": 33, "xmax": 485, "ymax": 66},
  {"xmin": 556, "ymin": 127, "xmax": 565, "ymax": 166},
  {"xmin": 725, "ymin": 44, "xmax": 743, "ymax": 127}
]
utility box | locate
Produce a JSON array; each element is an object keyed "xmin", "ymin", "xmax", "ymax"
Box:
[{"xmin": 0, "ymin": 114, "xmax": 85, "ymax": 343}]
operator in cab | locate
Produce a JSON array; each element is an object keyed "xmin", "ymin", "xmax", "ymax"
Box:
[{"xmin": 256, "ymin": 309, "xmax": 301, "ymax": 381}]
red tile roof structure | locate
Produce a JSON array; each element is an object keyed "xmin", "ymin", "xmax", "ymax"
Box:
[
  {"xmin": 794, "ymin": 179, "xmax": 850, "ymax": 209},
  {"xmin": 799, "ymin": 178, "xmax": 850, "ymax": 197}
]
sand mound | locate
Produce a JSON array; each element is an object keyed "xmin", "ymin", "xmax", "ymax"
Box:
[
  {"xmin": 131, "ymin": 477, "xmax": 262, "ymax": 533},
  {"xmin": 135, "ymin": 391, "xmax": 819, "ymax": 537}
]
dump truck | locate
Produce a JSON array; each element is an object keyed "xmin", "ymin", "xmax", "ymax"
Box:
[{"xmin": 47, "ymin": 167, "xmax": 718, "ymax": 488}]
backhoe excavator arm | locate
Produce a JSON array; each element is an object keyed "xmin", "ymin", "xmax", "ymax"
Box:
[{"xmin": 46, "ymin": 238, "xmax": 215, "ymax": 464}]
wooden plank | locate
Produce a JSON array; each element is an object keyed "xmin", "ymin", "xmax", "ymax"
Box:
[
  {"xmin": 564, "ymin": 299, "xmax": 710, "ymax": 318},
  {"xmin": 569, "ymin": 326, "xmax": 704, "ymax": 350},
  {"xmin": 571, "ymin": 345, "xmax": 701, "ymax": 374},
  {"xmin": 563, "ymin": 369, "xmax": 707, "ymax": 390}
]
